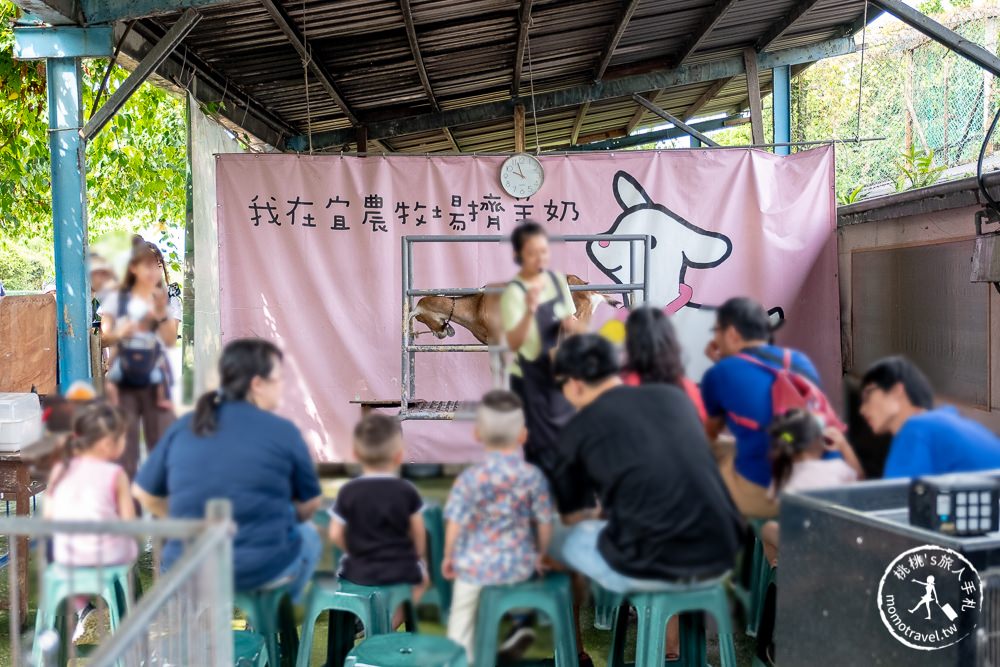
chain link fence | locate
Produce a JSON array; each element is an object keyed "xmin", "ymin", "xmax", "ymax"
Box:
[{"xmin": 793, "ymin": 7, "xmax": 1000, "ymax": 202}]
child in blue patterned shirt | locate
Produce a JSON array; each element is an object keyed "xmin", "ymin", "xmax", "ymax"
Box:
[{"xmin": 442, "ymin": 390, "xmax": 555, "ymax": 661}]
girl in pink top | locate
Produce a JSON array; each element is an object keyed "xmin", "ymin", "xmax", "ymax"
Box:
[
  {"xmin": 761, "ymin": 409, "xmax": 864, "ymax": 565},
  {"xmin": 44, "ymin": 402, "xmax": 138, "ymax": 639}
]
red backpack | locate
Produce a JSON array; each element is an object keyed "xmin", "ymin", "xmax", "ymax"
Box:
[{"xmin": 730, "ymin": 349, "xmax": 846, "ymax": 433}]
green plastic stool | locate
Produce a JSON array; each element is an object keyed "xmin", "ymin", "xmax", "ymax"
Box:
[
  {"xmin": 296, "ymin": 573, "xmax": 417, "ymax": 667},
  {"xmin": 420, "ymin": 503, "xmax": 452, "ymax": 622},
  {"xmin": 745, "ymin": 520, "xmax": 775, "ymax": 638},
  {"xmin": 235, "ymin": 585, "xmax": 298, "ymax": 667},
  {"xmin": 32, "ymin": 562, "xmax": 132, "ymax": 665},
  {"xmin": 605, "ymin": 577, "xmax": 737, "ymax": 667},
  {"xmin": 591, "ymin": 582, "xmax": 622, "ymax": 631},
  {"xmin": 346, "ymin": 633, "xmax": 468, "ymax": 667},
  {"xmin": 319, "ymin": 502, "xmax": 451, "ymax": 622},
  {"xmin": 234, "ymin": 629, "xmax": 269, "ymax": 667},
  {"xmin": 472, "ymin": 573, "xmax": 578, "ymax": 667}
]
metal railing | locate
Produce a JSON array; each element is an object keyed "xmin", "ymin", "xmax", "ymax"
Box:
[
  {"xmin": 0, "ymin": 500, "xmax": 234, "ymax": 666},
  {"xmin": 400, "ymin": 234, "xmax": 651, "ymax": 420}
]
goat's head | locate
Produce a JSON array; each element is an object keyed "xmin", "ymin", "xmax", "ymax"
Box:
[{"xmin": 411, "ymin": 298, "xmax": 456, "ymax": 339}]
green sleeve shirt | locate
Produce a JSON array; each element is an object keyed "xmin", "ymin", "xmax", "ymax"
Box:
[{"xmin": 500, "ymin": 271, "xmax": 576, "ymax": 377}]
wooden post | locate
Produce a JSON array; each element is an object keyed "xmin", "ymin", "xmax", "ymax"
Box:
[
  {"xmin": 743, "ymin": 48, "xmax": 764, "ymax": 145},
  {"xmin": 514, "ymin": 103, "xmax": 526, "ymax": 153},
  {"xmin": 355, "ymin": 125, "xmax": 368, "ymax": 155}
]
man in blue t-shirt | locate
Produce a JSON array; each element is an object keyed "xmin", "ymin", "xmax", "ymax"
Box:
[
  {"xmin": 701, "ymin": 297, "xmax": 822, "ymax": 518},
  {"xmin": 860, "ymin": 356, "xmax": 1000, "ymax": 479}
]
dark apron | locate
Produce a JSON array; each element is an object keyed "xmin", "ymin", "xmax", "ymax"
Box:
[{"xmin": 509, "ymin": 271, "xmax": 576, "ymax": 477}]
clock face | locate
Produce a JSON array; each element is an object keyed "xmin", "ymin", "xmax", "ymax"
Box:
[{"xmin": 499, "ymin": 154, "xmax": 544, "ymax": 199}]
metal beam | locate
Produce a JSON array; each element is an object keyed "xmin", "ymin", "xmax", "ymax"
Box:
[
  {"xmin": 625, "ymin": 91, "xmax": 657, "ymax": 134},
  {"xmin": 871, "ymin": 0, "xmax": 1000, "ymax": 78},
  {"xmin": 772, "ymin": 65, "xmax": 791, "ymax": 155},
  {"xmin": 682, "ymin": 76, "xmax": 732, "ymax": 121},
  {"xmin": 47, "ymin": 57, "xmax": 91, "ymax": 386},
  {"xmin": 83, "ymin": 8, "xmax": 201, "ymax": 141},
  {"xmin": 82, "ymin": 0, "xmax": 236, "ymax": 23},
  {"xmin": 756, "ymin": 0, "xmax": 823, "ymax": 52},
  {"xmin": 566, "ymin": 115, "xmax": 740, "ymax": 151},
  {"xmin": 677, "ymin": 0, "xmax": 740, "ymax": 65},
  {"xmin": 11, "ymin": 1, "xmax": 79, "ymax": 25},
  {"xmin": 13, "ymin": 25, "xmax": 112, "ymax": 59},
  {"xmin": 512, "ymin": 0, "xmax": 534, "ymax": 96},
  {"xmin": 630, "ymin": 94, "xmax": 720, "ymax": 146},
  {"xmin": 399, "ymin": 0, "xmax": 458, "ymax": 151},
  {"xmin": 287, "ymin": 36, "xmax": 855, "ymax": 151},
  {"xmin": 260, "ymin": 0, "xmax": 360, "ymax": 125},
  {"xmin": 120, "ymin": 20, "xmax": 295, "ymax": 148},
  {"xmin": 743, "ymin": 47, "xmax": 764, "ymax": 144},
  {"xmin": 570, "ymin": 102, "xmax": 590, "ymax": 145},
  {"xmin": 595, "ymin": 0, "xmax": 641, "ymax": 81}
]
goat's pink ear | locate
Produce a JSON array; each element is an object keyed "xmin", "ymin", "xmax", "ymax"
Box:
[{"xmin": 613, "ymin": 171, "xmax": 653, "ymax": 210}]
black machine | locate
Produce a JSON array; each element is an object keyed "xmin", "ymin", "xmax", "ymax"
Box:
[{"xmin": 910, "ymin": 473, "xmax": 1000, "ymax": 537}]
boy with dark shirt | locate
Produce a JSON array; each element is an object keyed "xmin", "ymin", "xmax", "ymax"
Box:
[{"xmin": 329, "ymin": 414, "xmax": 429, "ymax": 625}]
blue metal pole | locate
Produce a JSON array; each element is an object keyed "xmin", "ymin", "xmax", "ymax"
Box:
[
  {"xmin": 689, "ymin": 135, "xmax": 702, "ymax": 148},
  {"xmin": 773, "ymin": 65, "xmax": 791, "ymax": 156},
  {"xmin": 47, "ymin": 57, "xmax": 91, "ymax": 388}
]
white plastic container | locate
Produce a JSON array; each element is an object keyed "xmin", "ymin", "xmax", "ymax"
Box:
[{"xmin": 0, "ymin": 393, "xmax": 43, "ymax": 453}]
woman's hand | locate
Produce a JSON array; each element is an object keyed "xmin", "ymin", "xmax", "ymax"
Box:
[
  {"xmin": 152, "ymin": 287, "xmax": 169, "ymax": 319},
  {"xmin": 525, "ymin": 283, "xmax": 541, "ymax": 314},
  {"xmin": 441, "ymin": 556, "xmax": 455, "ymax": 580}
]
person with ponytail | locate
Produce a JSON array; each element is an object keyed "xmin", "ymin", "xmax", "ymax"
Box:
[
  {"xmin": 760, "ymin": 409, "xmax": 863, "ymax": 565},
  {"xmin": 133, "ymin": 338, "xmax": 323, "ymax": 602},
  {"xmin": 44, "ymin": 401, "xmax": 137, "ymax": 641}
]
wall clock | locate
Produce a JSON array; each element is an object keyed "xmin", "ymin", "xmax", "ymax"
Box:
[{"xmin": 499, "ymin": 153, "xmax": 544, "ymax": 199}]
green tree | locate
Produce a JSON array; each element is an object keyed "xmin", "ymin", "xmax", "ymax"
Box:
[{"xmin": 0, "ymin": 0, "xmax": 186, "ymax": 268}]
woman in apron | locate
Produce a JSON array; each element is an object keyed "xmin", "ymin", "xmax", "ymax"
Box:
[{"xmin": 500, "ymin": 222, "xmax": 579, "ymax": 478}]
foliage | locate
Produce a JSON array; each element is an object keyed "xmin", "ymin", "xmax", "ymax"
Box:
[
  {"xmin": 0, "ymin": 235, "xmax": 51, "ymax": 290},
  {"xmin": 837, "ymin": 185, "xmax": 865, "ymax": 205},
  {"xmin": 789, "ymin": 9, "xmax": 995, "ymax": 202},
  {"xmin": 895, "ymin": 146, "xmax": 947, "ymax": 191},
  {"xmin": 0, "ymin": 0, "xmax": 187, "ymax": 264}
]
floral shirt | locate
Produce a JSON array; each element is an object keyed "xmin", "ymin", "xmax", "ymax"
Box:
[{"xmin": 445, "ymin": 450, "xmax": 554, "ymax": 585}]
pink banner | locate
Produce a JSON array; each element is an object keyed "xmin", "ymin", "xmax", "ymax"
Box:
[{"xmin": 217, "ymin": 147, "xmax": 840, "ymax": 462}]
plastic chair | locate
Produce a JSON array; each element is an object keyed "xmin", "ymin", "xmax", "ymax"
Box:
[
  {"xmin": 472, "ymin": 573, "xmax": 578, "ymax": 667},
  {"xmin": 745, "ymin": 519, "xmax": 776, "ymax": 638},
  {"xmin": 235, "ymin": 585, "xmax": 298, "ymax": 667},
  {"xmin": 604, "ymin": 576, "xmax": 737, "ymax": 667},
  {"xmin": 421, "ymin": 503, "xmax": 452, "ymax": 622},
  {"xmin": 32, "ymin": 562, "xmax": 132, "ymax": 665},
  {"xmin": 317, "ymin": 502, "xmax": 451, "ymax": 622},
  {"xmin": 345, "ymin": 632, "xmax": 468, "ymax": 667},
  {"xmin": 591, "ymin": 582, "xmax": 622, "ymax": 631},
  {"xmin": 296, "ymin": 573, "xmax": 417, "ymax": 667},
  {"xmin": 233, "ymin": 629, "xmax": 269, "ymax": 667}
]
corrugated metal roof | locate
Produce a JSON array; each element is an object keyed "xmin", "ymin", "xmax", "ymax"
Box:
[{"xmin": 141, "ymin": 0, "xmax": 870, "ymax": 152}]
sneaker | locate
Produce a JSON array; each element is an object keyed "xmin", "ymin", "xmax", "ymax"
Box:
[
  {"xmin": 497, "ymin": 626, "xmax": 535, "ymax": 661},
  {"xmin": 71, "ymin": 602, "xmax": 96, "ymax": 643}
]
